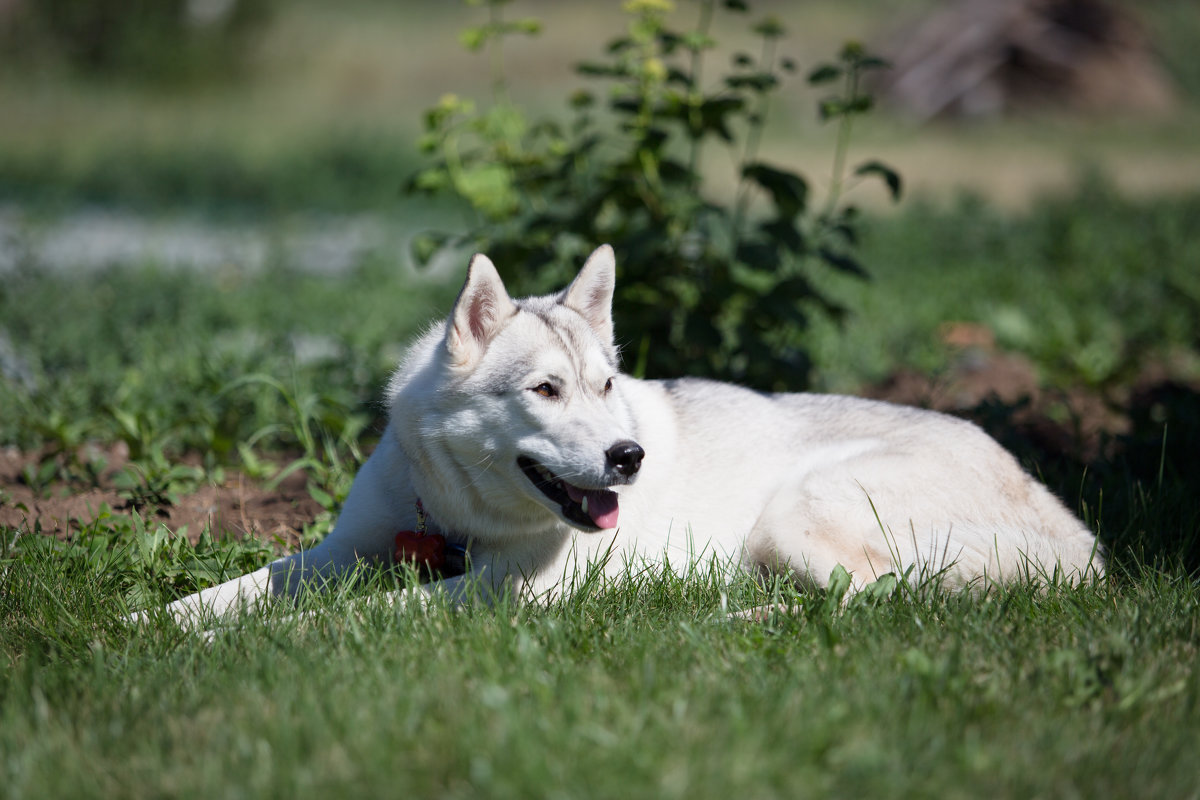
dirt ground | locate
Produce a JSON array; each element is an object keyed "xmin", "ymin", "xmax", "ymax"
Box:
[{"xmin": 1, "ymin": 442, "xmax": 323, "ymax": 550}]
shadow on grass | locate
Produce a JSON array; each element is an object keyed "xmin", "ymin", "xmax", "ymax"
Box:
[{"xmin": 961, "ymin": 379, "xmax": 1200, "ymax": 577}]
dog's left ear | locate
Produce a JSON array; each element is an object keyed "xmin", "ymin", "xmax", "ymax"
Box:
[{"xmin": 562, "ymin": 244, "xmax": 616, "ymax": 346}]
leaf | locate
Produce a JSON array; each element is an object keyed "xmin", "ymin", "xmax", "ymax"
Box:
[
  {"xmin": 825, "ymin": 564, "xmax": 853, "ymax": 607},
  {"xmin": 845, "ymin": 95, "xmax": 874, "ymax": 114},
  {"xmin": 510, "ymin": 17, "xmax": 542, "ymax": 35},
  {"xmin": 742, "ymin": 162, "xmax": 808, "ymax": 221},
  {"xmin": 456, "ymin": 163, "xmax": 518, "ymax": 219},
  {"xmin": 568, "ymin": 90, "xmax": 595, "ymax": 110},
  {"xmin": 854, "ymin": 159, "xmax": 903, "ymax": 201},
  {"xmin": 577, "ymin": 61, "xmax": 628, "ymax": 78},
  {"xmin": 857, "ymin": 55, "xmax": 891, "ymax": 71},
  {"xmin": 684, "ymin": 96, "xmax": 745, "ymax": 141},
  {"xmin": 411, "ymin": 232, "xmax": 451, "ymax": 266},
  {"xmin": 458, "ymin": 26, "xmax": 489, "ymax": 52},
  {"xmin": 818, "ymin": 246, "xmax": 870, "ymax": 279},
  {"xmin": 307, "ymin": 483, "xmax": 335, "ymax": 511},
  {"xmin": 818, "ymin": 97, "xmax": 843, "ymax": 121},
  {"xmin": 752, "ymin": 16, "xmax": 785, "ymax": 39},
  {"xmin": 759, "ymin": 218, "xmax": 806, "ymax": 254},
  {"xmin": 735, "ymin": 241, "xmax": 782, "ymax": 272},
  {"xmin": 606, "ymin": 36, "xmax": 634, "ymax": 54},
  {"xmin": 725, "ymin": 72, "xmax": 779, "ymax": 92},
  {"xmin": 807, "ymin": 64, "xmax": 842, "ymax": 85}
]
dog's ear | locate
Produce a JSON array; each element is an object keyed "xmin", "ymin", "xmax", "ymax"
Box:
[
  {"xmin": 562, "ymin": 244, "xmax": 616, "ymax": 346},
  {"xmin": 446, "ymin": 253, "xmax": 517, "ymax": 366}
]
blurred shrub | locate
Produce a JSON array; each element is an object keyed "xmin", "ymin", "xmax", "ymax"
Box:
[
  {"xmin": 1, "ymin": 0, "xmax": 271, "ymax": 83},
  {"xmin": 410, "ymin": 0, "xmax": 900, "ymax": 390}
]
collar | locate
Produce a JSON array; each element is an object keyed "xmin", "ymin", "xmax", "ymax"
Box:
[{"xmin": 393, "ymin": 499, "xmax": 468, "ymax": 578}]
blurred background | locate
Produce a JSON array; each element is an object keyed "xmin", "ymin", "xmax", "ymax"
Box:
[{"xmin": 1, "ymin": 0, "xmax": 1197, "ymax": 219}]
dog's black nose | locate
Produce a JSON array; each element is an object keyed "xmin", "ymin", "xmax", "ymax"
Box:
[{"xmin": 606, "ymin": 440, "xmax": 645, "ymax": 476}]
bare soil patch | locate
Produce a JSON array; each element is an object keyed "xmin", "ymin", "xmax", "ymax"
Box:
[{"xmin": 1, "ymin": 443, "xmax": 322, "ymax": 550}]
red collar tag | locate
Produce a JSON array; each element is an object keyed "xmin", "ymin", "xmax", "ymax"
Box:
[{"xmin": 393, "ymin": 500, "xmax": 466, "ymax": 576}]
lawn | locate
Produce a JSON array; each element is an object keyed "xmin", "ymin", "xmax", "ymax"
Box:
[{"xmin": 3, "ymin": 1, "xmax": 1200, "ymax": 796}]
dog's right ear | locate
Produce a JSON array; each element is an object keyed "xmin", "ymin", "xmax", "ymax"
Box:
[
  {"xmin": 445, "ymin": 253, "xmax": 517, "ymax": 367},
  {"xmin": 562, "ymin": 244, "xmax": 616, "ymax": 347}
]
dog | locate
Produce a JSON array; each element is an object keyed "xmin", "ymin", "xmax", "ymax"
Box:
[{"xmin": 157, "ymin": 244, "xmax": 1103, "ymax": 625}]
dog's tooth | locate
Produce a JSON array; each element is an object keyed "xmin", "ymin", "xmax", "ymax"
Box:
[{"xmin": 581, "ymin": 495, "xmax": 589, "ymax": 515}]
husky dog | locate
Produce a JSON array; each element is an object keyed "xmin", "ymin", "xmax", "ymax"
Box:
[{"xmin": 159, "ymin": 245, "xmax": 1102, "ymax": 624}]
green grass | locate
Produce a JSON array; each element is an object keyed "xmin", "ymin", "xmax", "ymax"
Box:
[
  {"xmin": 809, "ymin": 173, "xmax": 1200, "ymax": 392},
  {"xmin": 3, "ymin": 555, "xmax": 1199, "ymax": 798}
]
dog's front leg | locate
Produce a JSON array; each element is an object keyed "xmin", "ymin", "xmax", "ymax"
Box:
[{"xmin": 151, "ymin": 428, "xmax": 417, "ymax": 628}]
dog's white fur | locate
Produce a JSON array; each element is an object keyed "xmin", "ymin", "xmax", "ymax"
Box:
[{"xmin": 158, "ymin": 245, "xmax": 1102, "ymax": 625}]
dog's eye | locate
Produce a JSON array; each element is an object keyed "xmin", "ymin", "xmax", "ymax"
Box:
[
  {"xmin": 532, "ymin": 382, "xmax": 557, "ymax": 398},
  {"xmin": 603, "ymin": 378, "xmax": 613, "ymax": 393}
]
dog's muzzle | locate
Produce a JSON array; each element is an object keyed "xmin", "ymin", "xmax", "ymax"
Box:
[{"xmin": 518, "ymin": 441, "xmax": 643, "ymax": 531}]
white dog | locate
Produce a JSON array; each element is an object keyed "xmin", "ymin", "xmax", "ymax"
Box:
[{"xmin": 159, "ymin": 245, "xmax": 1102, "ymax": 624}]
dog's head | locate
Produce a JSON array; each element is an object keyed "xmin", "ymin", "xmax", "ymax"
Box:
[{"xmin": 390, "ymin": 245, "xmax": 644, "ymax": 538}]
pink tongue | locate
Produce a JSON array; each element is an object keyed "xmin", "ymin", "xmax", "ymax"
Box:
[{"xmin": 564, "ymin": 484, "xmax": 620, "ymax": 529}]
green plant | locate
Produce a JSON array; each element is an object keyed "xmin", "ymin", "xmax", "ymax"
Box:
[{"xmin": 411, "ymin": 0, "xmax": 899, "ymax": 389}]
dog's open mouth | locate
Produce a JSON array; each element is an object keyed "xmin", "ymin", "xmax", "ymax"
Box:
[{"xmin": 517, "ymin": 456, "xmax": 620, "ymax": 530}]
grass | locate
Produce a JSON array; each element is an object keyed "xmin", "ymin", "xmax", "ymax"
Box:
[
  {"xmin": 810, "ymin": 173, "xmax": 1200, "ymax": 392},
  {"xmin": 3, "ymin": 556, "xmax": 1199, "ymax": 798}
]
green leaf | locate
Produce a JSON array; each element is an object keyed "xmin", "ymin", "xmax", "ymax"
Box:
[
  {"xmin": 569, "ymin": 89, "xmax": 595, "ymax": 110},
  {"xmin": 826, "ymin": 564, "xmax": 852, "ymax": 606},
  {"xmin": 759, "ymin": 218, "xmax": 806, "ymax": 254},
  {"xmin": 307, "ymin": 482, "xmax": 334, "ymax": 510},
  {"xmin": 817, "ymin": 247, "xmax": 869, "ymax": 279},
  {"xmin": 807, "ymin": 64, "xmax": 842, "ymax": 85},
  {"xmin": 577, "ymin": 61, "xmax": 628, "ymax": 78},
  {"xmin": 742, "ymin": 162, "xmax": 808, "ymax": 221},
  {"xmin": 818, "ymin": 97, "xmax": 843, "ymax": 121},
  {"xmin": 696, "ymin": 96, "xmax": 746, "ymax": 141},
  {"xmin": 725, "ymin": 72, "xmax": 779, "ymax": 92},
  {"xmin": 845, "ymin": 95, "xmax": 874, "ymax": 114},
  {"xmin": 681, "ymin": 32, "xmax": 716, "ymax": 52},
  {"xmin": 456, "ymin": 164, "xmax": 518, "ymax": 219},
  {"xmin": 752, "ymin": 16, "xmax": 785, "ymax": 39},
  {"xmin": 854, "ymin": 159, "xmax": 903, "ymax": 201},
  {"xmin": 511, "ymin": 17, "xmax": 542, "ymax": 35},
  {"xmin": 411, "ymin": 232, "xmax": 451, "ymax": 266},
  {"xmin": 458, "ymin": 26, "xmax": 489, "ymax": 52}
]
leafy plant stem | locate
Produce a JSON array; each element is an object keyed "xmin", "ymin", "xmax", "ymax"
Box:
[
  {"xmin": 730, "ymin": 32, "xmax": 778, "ymax": 253},
  {"xmin": 488, "ymin": 0, "xmax": 510, "ymax": 106},
  {"xmin": 685, "ymin": 0, "xmax": 717, "ymax": 187},
  {"xmin": 822, "ymin": 64, "xmax": 859, "ymax": 219}
]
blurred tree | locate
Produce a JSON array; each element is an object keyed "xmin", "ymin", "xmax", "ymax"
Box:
[{"xmin": 2, "ymin": 0, "xmax": 271, "ymax": 83}]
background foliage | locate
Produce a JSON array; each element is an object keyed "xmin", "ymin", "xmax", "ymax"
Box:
[{"xmin": 411, "ymin": 0, "xmax": 900, "ymax": 389}]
